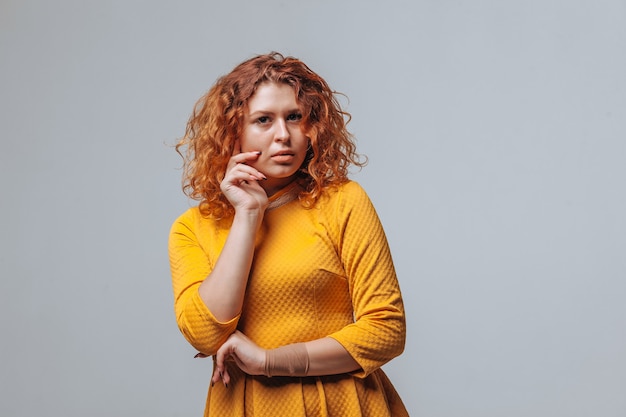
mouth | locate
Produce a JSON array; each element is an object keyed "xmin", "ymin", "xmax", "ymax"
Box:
[
  {"xmin": 271, "ymin": 150, "xmax": 295, "ymax": 157},
  {"xmin": 271, "ymin": 150, "xmax": 296, "ymax": 163}
]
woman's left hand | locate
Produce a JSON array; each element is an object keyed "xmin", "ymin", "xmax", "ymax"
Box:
[{"xmin": 211, "ymin": 330, "xmax": 266, "ymax": 387}]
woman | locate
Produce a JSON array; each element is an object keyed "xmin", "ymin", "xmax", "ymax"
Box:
[{"xmin": 169, "ymin": 52, "xmax": 408, "ymax": 416}]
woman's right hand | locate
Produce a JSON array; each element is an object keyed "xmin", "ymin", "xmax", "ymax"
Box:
[
  {"xmin": 197, "ymin": 142, "xmax": 268, "ymax": 323},
  {"xmin": 220, "ymin": 141, "xmax": 269, "ymax": 213}
]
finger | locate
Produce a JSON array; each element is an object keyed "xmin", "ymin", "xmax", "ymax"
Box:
[
  {"xmin": 214, "ymin": 343, "xmax": 228, "ymax": 375},
  {"xmin": 214, "ymin": 355, "xmax": 229, "ymax": 387},
  {"xmin": 211, "ymin": 367, "xmax": 221, "ymax": 386},
  {"xmin": 225, "ymin": 170, "xmax": 266, "ymax": 185},
  {"xmin": 231, "ymin": 150, "xmax": 262, "ymax": 165},
  {"xmin": 221, "ymin": 364, "xmax": 231, "ymax": 387},
  {"xmin": 214, "ymin": 350, "xmax": 230, "ymax": 388},
  {"xmin": 225, "ymin": 163, "xmax": 267, "ymax": 182}
]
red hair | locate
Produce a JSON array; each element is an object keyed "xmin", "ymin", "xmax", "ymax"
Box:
[{"xmin": 176, "ymin": 52, "xmax": 366, "ymax": 218}]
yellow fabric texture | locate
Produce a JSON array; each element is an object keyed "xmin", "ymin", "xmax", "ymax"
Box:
[{"xmin": 169, "ymin": 181, "xmax": 408, "ymax": 416}]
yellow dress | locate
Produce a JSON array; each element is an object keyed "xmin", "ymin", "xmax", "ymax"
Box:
[{"xmin": 169, "ymin": 181, "xmax": 408, "ymax": 416}]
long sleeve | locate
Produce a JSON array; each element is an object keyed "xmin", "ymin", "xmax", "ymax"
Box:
[
  {"xmin": 168, "ymin": 209, "xmax": 239, "ymax": 355},
  {"xmin": 326, "ymin": 182, "xmax": 406, "ymax": 377}
]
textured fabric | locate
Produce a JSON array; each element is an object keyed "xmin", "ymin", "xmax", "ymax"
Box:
[{"xmin": 169, "ymin": 181, "xmax": 408, "ymax": 416}]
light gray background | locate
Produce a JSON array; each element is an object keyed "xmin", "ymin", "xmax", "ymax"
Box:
[{"xmin": 1, "ymin": 0, "xmax": 625, "ymax": 416}]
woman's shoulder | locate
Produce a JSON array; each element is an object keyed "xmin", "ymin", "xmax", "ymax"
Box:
[
  {"xmin": 171, "ymin": 206, "xmax": 223, "ymax": 230},
  {"xmin": 336, "ymin": 180, "xmax": 367, "ymax": 194},
  {"xmin": 322, "ymin": 180, "xmax": 373, "ymax": 208},
  {"xmin": 323, "ymin": 179, "xmax": 365, "ymax": 195}
]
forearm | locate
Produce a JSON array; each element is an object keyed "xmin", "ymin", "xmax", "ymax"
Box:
[
  {"xmin": 304, "ymin": 337, "xmax": 360, "ymax": 376},
  {"xmin": 213, "ymin": 334, "xmax": 361, "ymax": 387},
  {"xmin": 265, "ymin": 337, "xmax": 360, "ymax": 377},
  {"xmin": 198, "ymin": 210, "xmax": 262, "ymax": 322}
]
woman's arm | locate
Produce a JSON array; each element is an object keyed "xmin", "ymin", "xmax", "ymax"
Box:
[
  {"xmin": 326, "ymin": 182, "xmax": 406, "ymax": 377},
  {"xmin": 211, "ymin": 331, "xmax": 360, "ymax": 387},
  {"xmin": 169, "ymin": 206, "xmax": 264, "ymax": 354},
  {"xmin": 170, "ymin": 148, "xmax": 268, "ymax": 354},
  {"xmin": 197, "ymin": 148, "xmax": 268, "ymax": 322},
  {"xmin": 305, "ymin": 337, "xmax": 360, "ymax": 375},
  {"xmin": 197, "ymin": 209, "xmax": 263, "ymax": 322}
]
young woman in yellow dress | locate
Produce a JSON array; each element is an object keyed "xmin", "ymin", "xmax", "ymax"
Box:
[{"xmin": 169, "ymin": 52, "xmax": 408, "ymax": 416}]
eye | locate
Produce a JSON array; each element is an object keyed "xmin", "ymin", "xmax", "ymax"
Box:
[
  {"xmin": 287, "ymin": 113, "xmax": 302, "ymax": 122},
  {"xmin": 257, "ymin": 116, "xmax": 270, "ymax": 124}
]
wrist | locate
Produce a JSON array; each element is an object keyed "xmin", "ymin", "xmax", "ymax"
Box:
[
  {"xmin": 264, "ymin": 343, "xmax": 310, "ymax": 377},
  {"xmin": 233, "ymin": 208, "xmax": 265, "ymax": 227}
]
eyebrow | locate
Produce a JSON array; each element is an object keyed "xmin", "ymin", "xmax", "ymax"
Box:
[{"xmin": 247, "ymin": 108, "xmax": 302, "ymax": 117}]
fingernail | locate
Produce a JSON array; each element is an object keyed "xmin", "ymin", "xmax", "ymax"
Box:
[
  {"xmin": 194, "ymin": 353, "xmax": 202, "ymax": 358},
  {"xmin": 211, "ymin": 380, "xmax": 215, "ymax": 387},
  {"xmin": 225, "ymin": 382, "xmax": 229, "ymax": 388},
  {"xmin": 255, "ymin": 151, "xmax": 262, "ymax": 155}
]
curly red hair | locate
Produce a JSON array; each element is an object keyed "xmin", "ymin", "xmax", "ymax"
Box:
[{"xmin": 176, "ymin": 52, "xmax": 366, "ymax": 218}]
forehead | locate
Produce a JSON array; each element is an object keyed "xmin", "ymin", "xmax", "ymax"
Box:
[{"xmin": 246, "ymin": 82, "xmax": 299, "ymax": 111}]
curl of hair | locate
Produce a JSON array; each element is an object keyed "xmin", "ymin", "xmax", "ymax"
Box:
[{"xmin": 176, "ymin": 52, "xmax": 366, "ymax": 219}]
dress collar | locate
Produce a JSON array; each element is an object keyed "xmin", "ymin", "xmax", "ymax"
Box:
[{"xmin": 266, "ymin": 181, "xmax": 302, "ymax": 212}]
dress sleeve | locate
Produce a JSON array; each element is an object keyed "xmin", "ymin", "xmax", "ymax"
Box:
[
  {"xmin": 168, "ymin": 210, "xmax": 239, "ymax": 355},
  {"xmin": 327, "ymin": 182, "xmax": 406, "ymax": 377}
]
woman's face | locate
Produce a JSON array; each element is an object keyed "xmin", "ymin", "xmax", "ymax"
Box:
[{"xmin": 240, "ymin": 82, "xmax": 309, "ymax": 196}]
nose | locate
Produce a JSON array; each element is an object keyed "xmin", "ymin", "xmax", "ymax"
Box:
[{"xmin": 274, "ymin": 119, "xmax": 290, "ymax": 142}]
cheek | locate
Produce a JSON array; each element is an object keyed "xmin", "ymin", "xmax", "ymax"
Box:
[
  {"xmin": 239, "ymin": 129, "xmax": 254, "ymax": 152},
  {"xmin": 297, "ymin": 141, "xmax": 310, "ymax": 165},
  {"xmin": 297, "ymin": 135, "xmax": 310, "ymax": 153},
  {"xmin": 239, "ymin": 127, "xmax": 268, "ymax": 152}
]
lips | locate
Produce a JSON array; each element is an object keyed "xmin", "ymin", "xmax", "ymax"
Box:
[
  {"xmin": 271, "ymin": 150, "xmax": 296, "ymax": 163},
  {"xmin": 271, "ymin": 150, "xmax": 294, "ymax": 157}
]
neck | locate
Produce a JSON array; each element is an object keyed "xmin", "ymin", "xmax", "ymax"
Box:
[{"xmin": 261, "ymin": 176, "xmax": 297, "ymax": 197}]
